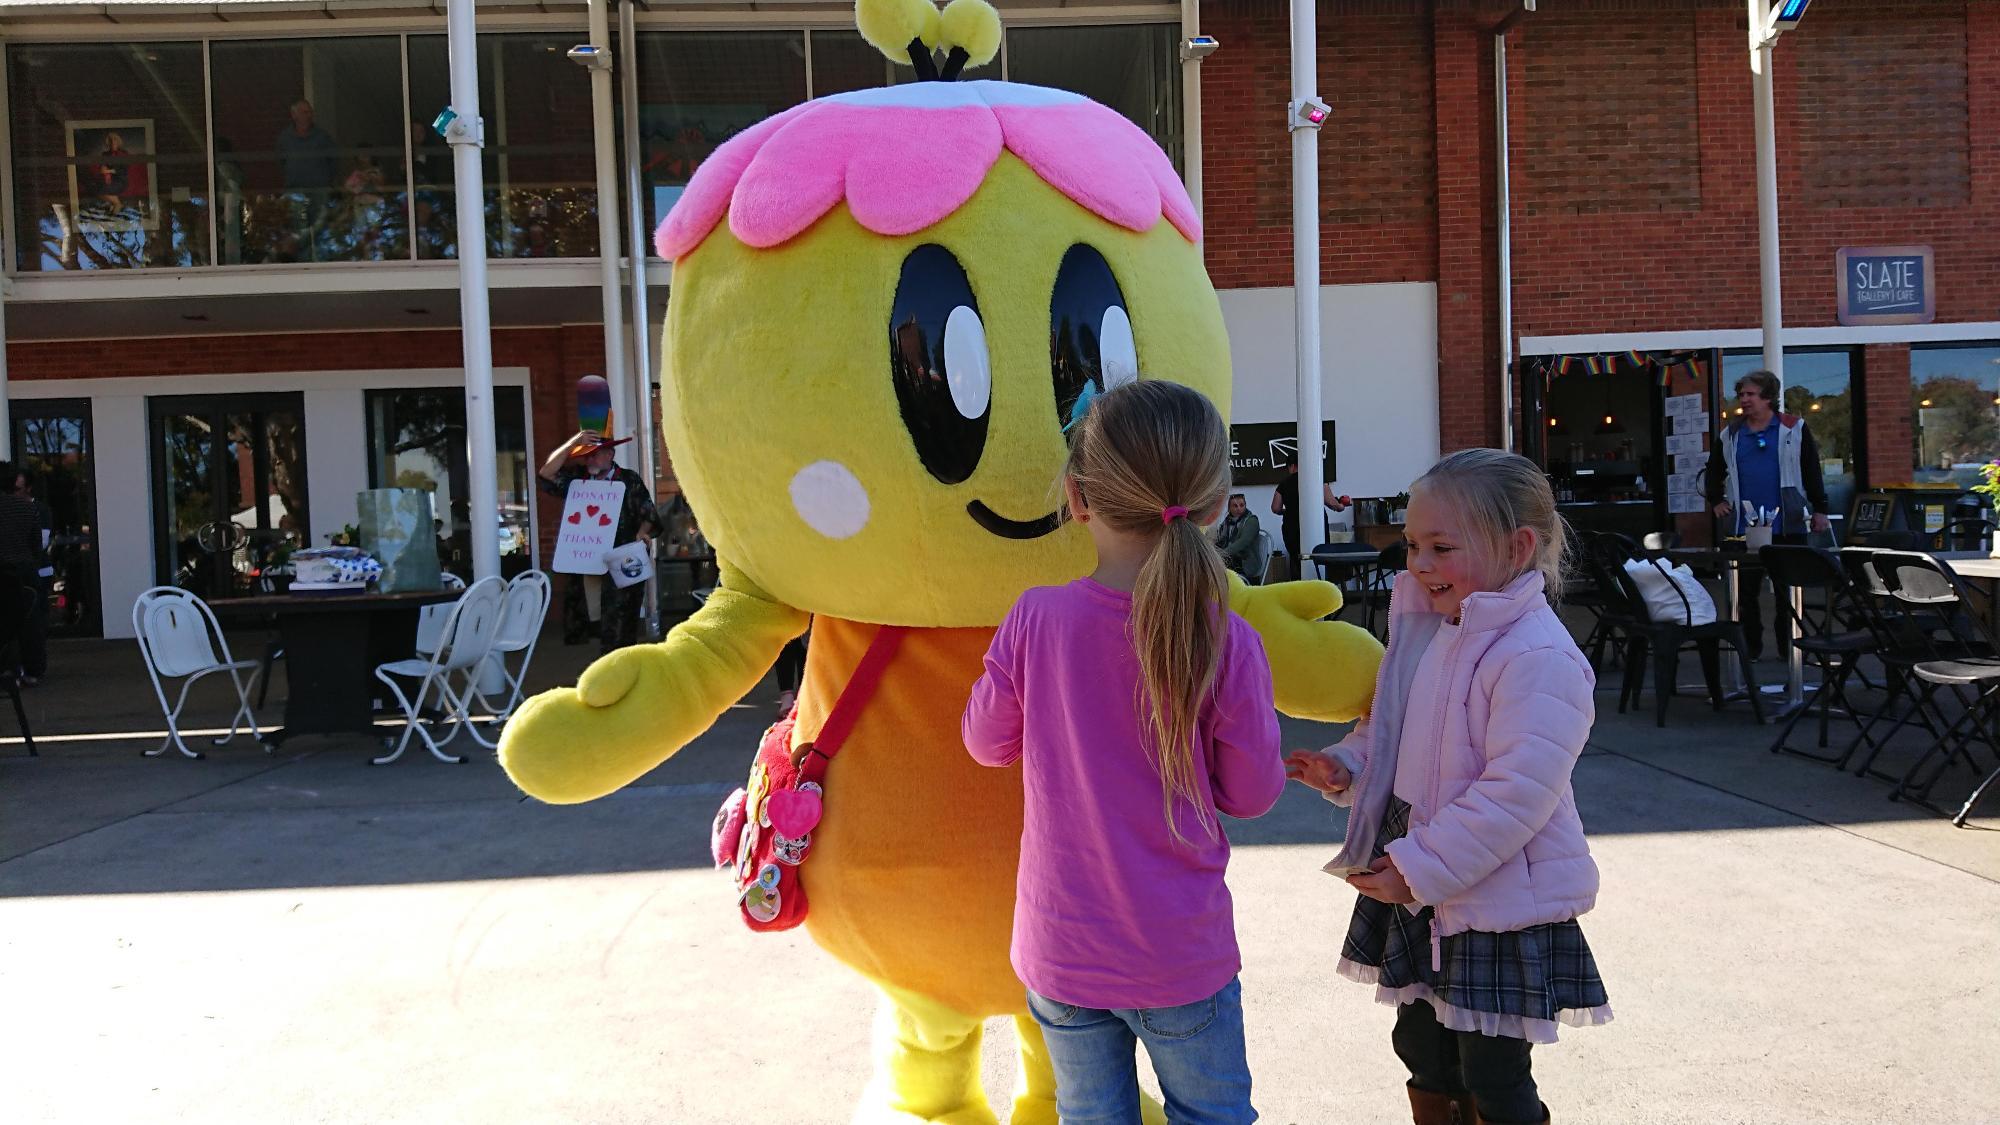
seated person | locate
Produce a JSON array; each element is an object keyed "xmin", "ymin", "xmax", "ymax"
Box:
[{"xmin": 1212, "ymin": 492, "xmax": 1263, "ymax": 578}]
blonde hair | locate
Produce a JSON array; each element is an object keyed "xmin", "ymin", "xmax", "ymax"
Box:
[
  {"xmin": 1410, "ymin": 448, "xmax": 1569, "ymax": 603},
  {"xmin": 1064, "ymin": 380, "xmax": 1232, "ymax": 845}
]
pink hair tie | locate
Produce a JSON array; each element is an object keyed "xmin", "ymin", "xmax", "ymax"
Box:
[{"xmin": 1160, "ymin": 505, "xmax": 1190, "ymax": 524}]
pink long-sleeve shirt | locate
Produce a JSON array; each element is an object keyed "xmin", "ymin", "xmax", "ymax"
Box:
[{"xmin": 961, "ymin": 578, "xmax": 1284, "ymax": 1010}]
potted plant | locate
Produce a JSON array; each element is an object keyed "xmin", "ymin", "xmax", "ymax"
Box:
[
  {"xmin": 1389, "ymin": 492, "xmax": 1412, "ymax": 525},
  {"xmin": 1975, "ymin": 461, "xmax": 2000, "ymax": 557}
]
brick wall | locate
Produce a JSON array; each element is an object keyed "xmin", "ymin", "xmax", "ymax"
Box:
[{"xmin": 1199, "ymin": 0, "xmax": 1438, "ymax": 289}]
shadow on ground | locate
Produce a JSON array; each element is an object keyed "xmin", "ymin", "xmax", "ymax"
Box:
[{"xmin": 3, "ymin": 628, "xmax": 1994, "ymax": 897}]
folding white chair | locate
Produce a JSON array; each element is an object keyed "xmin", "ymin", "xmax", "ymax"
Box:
[
  {"xmin": 373, "ymin": 576, "xmax": 505, "ymax": 765},
  {"xmin": 474, "ymin": 570, "xmax": 551, "ymax": 722},
  {"xmin": 414, "ymin": 571, "xmax": 469, "ymax": 656},
  {"xmin": 132, "ymin": 586, "xmax": 264, "ymax": 759}
]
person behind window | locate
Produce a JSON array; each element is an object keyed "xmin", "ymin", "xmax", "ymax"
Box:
[
  {"xmin": 1704, "ymin": 369, "xmax": 1831, "ymax": 662},
  {"xmin": 1212, "ymin": 492, "xmax": 1262, "ymax": 580},
  {"xmin": 538, "ymin": 430, "xmax": 657, "ymax": 653},
  {"xmin": 0, "ymin": 462, "xmax": 49, "ymax": 686},
  {"xmin": 275, "ymin": 98, "xmax": 340, "ymax": 257}
]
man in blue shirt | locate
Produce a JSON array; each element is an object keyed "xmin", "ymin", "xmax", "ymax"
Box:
[{"xmin": 1704, "ymin": 370, "xmax": 1831, "ymax": 660}]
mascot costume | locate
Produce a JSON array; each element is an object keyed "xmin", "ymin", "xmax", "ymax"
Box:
[{"xmin": 499, "ymin": 1, "xmax": 1384, "ymax": 1120}]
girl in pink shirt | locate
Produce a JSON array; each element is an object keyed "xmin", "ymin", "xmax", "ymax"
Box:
[
  {"xmin": 963, "ymin": 380, "xmax": 1282, "ymax": 1124},
  {"xmin": 1288, "ymin": 449, "xmax": 1610, "ymax": 1125}
]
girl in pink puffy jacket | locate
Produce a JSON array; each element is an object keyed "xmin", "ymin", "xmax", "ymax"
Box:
[{"xmin": 1287, "ymin": 449, "xmax": 1609, "ymax": 1125}]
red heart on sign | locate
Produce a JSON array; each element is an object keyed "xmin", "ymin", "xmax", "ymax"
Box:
[
  {"xmin": 586, "ymin": 504, "xmax": 601, "ymax": 516},
  {"xmin": 598, "ymin": 514, "xmax": 612, "ymax": 527},
  {"xmin": 566, "ymin": 512, "xmax": 581, "ymax": 524}
]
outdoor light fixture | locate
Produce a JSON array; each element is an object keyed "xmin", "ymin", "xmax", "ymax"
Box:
[
  {"xmin": 1289, "ymin": 96, "xmax": 1331, "ymax": 132},
  {"xmin": 1179, "ymin": 35, "xmax": 1220, "ymax": 62},
  {"xmin": 1760, "ymin": 0, "xmax": 1812, "ymax": 43},
  {"xmin": 567, "ymin": 44, "xmax": 612, "ymax": 71}
]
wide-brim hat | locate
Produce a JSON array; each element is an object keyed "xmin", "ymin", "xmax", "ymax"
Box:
[{"xmin": 567, "ymin": 431, "xmax": 633, "ymax": 458}]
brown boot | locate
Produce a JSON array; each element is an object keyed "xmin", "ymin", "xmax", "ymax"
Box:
[
  {"xmin": 1407, "ymin": 1084, "xmax": 1478, "ymax": 1125},
  {"xmin": 1474, "ymin": 1105, "xmax": 1550, "ymax": 1125}
]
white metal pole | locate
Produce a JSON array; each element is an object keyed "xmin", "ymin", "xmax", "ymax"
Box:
[
  {"xmin": 587, "ymin": 0, "xmax": 631, "ymax": 471},
  {"xmin": 1749, "ymin": 0, "xmax": 1802, "ymax": 707},
  {"xmin": 1181, "ymin": 0, "xmax": 1204, "ymax": 220},
  {"xmin": 1495, "ymin": 29, "xmax": 1514, "ymax": 454},
  {"xmin": 447, "ymin": 0, "xmax": 501, "ymax": 581},
  {"xmin": 618, "ymin": 0, "xmax": 660, "ymax": 638},
  {"xmin": 1290, "ymin": 0, "xmax": 1325, "ymax": 568}
]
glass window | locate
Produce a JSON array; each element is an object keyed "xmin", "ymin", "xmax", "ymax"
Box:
[
  {"xmin": 407, "ymin": 34, "xmax": 600, "ymax": 260},
  {"xmin": 808, "ymin": 29, "xmax": 912, "ymax": 97},
  {"xmin": 1006, "ymin": 24, "xmax": 1182, "ymax": 171},
  {"xmin": 634, "ymin": 31, "xmax": 807, "ymax": 251},
  {"xmin": 1911, "ymin": 344, "xmax": 2000, "ymax": 489},
  {"xmin": 1722, "ymin": 350, "xmax": 1859, "ymax": 521},
  {"xmin": 209, "ymin": 37, "xmax": 408, "ymax": 264},
  {"xmin": 8, "ymin": 42, "xmax": 210, "ymax": 271},
  {"xmin": 366, "ymin": 388, "xmax": 532, "ymax": 579}
]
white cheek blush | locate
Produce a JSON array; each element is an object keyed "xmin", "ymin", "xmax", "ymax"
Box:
[{"xmin": 789, "ymin": 460, "xmax": 871, "ymax": 540}]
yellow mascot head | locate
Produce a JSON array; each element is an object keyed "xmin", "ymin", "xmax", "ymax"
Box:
[{"xmin": 653, "ymin": 0, "xmax": 1229, "ymax": 627}]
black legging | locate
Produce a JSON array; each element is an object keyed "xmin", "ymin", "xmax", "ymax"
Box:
[{"xmin": 1391, "ymin": 1001, "xmax": 1542, "ymax": 1125}]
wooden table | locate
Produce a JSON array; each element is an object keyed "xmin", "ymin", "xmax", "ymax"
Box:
[{"xmin": 210, "ymin": 589, "xmax": 462, "ymax": 747}]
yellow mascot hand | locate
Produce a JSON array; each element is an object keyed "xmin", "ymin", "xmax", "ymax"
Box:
[
  {"xmin": 1229, "ymin": 573, "xmax": 1383, "ymax": 723},
  {"xmin": 499, "ymin": 560, "xmax": 808, "ymax": 805}
]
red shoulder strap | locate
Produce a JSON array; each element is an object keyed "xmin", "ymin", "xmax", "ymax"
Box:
[{"xmin": 799, "ymin": 625, "xmax": 906, "ymax": 768}]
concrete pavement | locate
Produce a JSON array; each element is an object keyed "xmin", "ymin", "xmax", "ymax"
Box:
[{"xmin": 2, "ymin": 629, "xmax": 1997, "ymax": 1123}]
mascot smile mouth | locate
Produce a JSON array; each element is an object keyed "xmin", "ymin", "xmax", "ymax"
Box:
[{"xmin": 966, "ymin": 500, "xmax": 1062, "ymax": 540}]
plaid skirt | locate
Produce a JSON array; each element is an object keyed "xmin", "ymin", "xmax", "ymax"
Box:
[{"xmin": 1338, "ymin": 797, "xmax": 1610, "ymax": 1043}]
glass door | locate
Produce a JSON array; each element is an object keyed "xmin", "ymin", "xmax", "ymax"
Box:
[
  {"xmin": 12, "ymin": 400, "xmax": 100, "ymax": 636},
  {"xmin": 149, "ymin": 393, "xmax": 309, "ymax": 599}
]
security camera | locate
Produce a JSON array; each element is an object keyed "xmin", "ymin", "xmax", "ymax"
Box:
[
  {"xmin": 1179, "ymin": 35, "xmax": 1220, "ymax": 62},
  {"xmin": 567, "ymin": 44, "xmax": 612, "ymax": 71},
  {"xmin": 1289, "ymin": 96, "xmax": 1331, "ymax": 131}
]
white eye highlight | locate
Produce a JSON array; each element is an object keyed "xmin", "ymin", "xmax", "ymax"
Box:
[
  {"xmin": 1099, "ymin": 306, "xmax": 1139, "ymax": 390},
  {"xmin": 789, "ymin": 460, "xmax": 871, "ymax": 540},
  {"xmin": 942, "ymin": 304, "xmax": 991, "ymax": 420}
]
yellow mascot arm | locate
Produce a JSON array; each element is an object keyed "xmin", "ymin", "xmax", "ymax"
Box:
[
  {"xmin": 499, "ymin": 559, "xmax": 808, "ymax": 805},
  {"xmin": 1229, "ymin": 573, "xmax": 1383, "ymax": 723}
]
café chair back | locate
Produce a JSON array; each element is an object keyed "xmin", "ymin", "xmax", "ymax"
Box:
[
  {"xmin": 132, "ymin": 586, "xmax": 264, "ymax": 759},
  {"xmin": 475, "ymin": 569, "xmax": 553, "ymax": 722},
  {"xmin": 1758, "ymin": 545, "xmax": 1876, "ymax": 763},
  {"xmin": 1599, "ymin": 554, "xmax": 1763, "ymax": 728},
  {"xmin": 372, "ymin": 576, "xmax": 506, "ymax": 765},
  {"xmin": 1869, "ymin": 551, "xmax": 2000, "ymax": 821}
]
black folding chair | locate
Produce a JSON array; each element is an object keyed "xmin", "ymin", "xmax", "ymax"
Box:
[
  {"xmin": 1599, "ymin": 552, "xmax": 1764, "ymax": 728},
  {"xmin": 1362, "ymin": 541, "xmax": 1406, "ymax": 640},
  {"xmin": 1870, "ymin": 552, "xmax": 2000, "ymax": 822},
  {"xmin": 1759, "ymin": 545, "xmax": 1876, "ymax": 762}
]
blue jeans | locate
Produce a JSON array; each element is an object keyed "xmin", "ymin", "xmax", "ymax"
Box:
[{"xmin": 1026, "ymin": 977, "xmax": 1255, "ymax": 1124}]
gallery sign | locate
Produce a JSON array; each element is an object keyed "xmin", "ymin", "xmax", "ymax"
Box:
[
  {"xmin": 1836, "ymin": 245, "xmax": 1934, "ymax": 326},
  {"xmin": 1228, "ymin": 421, "xmax": 1337, "ymax": 485}
]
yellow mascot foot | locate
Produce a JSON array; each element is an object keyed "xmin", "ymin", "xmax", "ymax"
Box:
[
  {"xmin": 1009, "ymin": 1012, "xmax": 1167, "ymax": 1125},
  {"xmin": 855, "ymin": 986, "xmax": 997, "ymax": 1125}
]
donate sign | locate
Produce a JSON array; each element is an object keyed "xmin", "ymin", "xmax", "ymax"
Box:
[{"xmin": 1837, "ymin": 245, "xmax": 1934, "ymax": 326}]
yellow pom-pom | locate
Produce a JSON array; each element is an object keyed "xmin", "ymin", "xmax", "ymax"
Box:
[
  {"xmin": 857, "ymin": 0, "xmax": 941, "ymax": 62},
  {"xmin": 937, "ymin": 0, "xmax": 1002, "ymax": 68}
]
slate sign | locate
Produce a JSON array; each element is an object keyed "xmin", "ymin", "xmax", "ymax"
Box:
[
  {"xmin": 1228, "ymin": 421, "xmax": 1337, "ymax": 486},
  {"xmin": 1837, "ymin": 245, "xmax": 1934, "ymax": 326}
]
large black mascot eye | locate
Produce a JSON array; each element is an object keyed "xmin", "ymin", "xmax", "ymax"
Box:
[
  {"xmin": 1050, "ymin": 244, "xmax": 1139, "ymax": 433},
  {"xmin": 889, "ymin": 244, "xmax": 989, "ymax": 485}
]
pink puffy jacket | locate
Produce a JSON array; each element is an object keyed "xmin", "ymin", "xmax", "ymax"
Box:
[{"xmin": 1325, "ymin": 569, "xmax": 1598, "ymax": 938}]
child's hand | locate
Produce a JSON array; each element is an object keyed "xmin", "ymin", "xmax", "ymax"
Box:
[
  {"xmin": 1283, "ymin": 749, "xmax": 1351, "ymax": 794},
  {"xmin": 1346, "ymin": 857, "xmax": 1414, "ymax": 905}
]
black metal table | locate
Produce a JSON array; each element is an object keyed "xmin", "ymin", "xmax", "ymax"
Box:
[
  {"xmin": 1310, "ymin": 543, "xmax": 1387, "ymax": 633},
  {"xmin": 211, "ymin": 589, "xmax": 461, "ymax": 747}
]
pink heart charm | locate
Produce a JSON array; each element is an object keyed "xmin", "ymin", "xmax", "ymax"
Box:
[{"xmin": 765, "ymin": 787, "xmax": 823, "ymax": 839}]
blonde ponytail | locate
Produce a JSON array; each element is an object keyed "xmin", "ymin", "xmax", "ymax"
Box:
[{"xmin": 1065, "ymin": 380, "xmax": 1232, "ymax": 845}]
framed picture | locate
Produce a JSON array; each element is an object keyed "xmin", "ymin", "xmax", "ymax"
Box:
[{"xmin": 66, "ymin": 119, "xmax": 159, "ymax": 232}]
